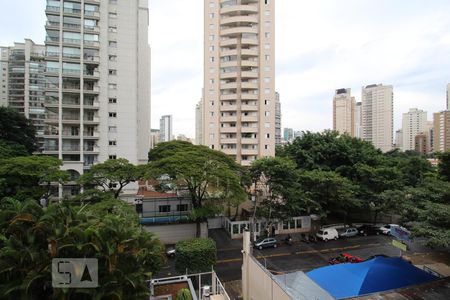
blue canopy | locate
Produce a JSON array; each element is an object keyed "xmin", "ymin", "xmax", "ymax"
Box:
[{"xmin": 306, "ymin": 256, "xmax": 438, "ymax": 299}]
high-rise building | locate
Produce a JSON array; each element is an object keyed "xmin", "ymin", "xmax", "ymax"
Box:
[
  {"xmin": 202, "ymin": 0, "xmax": 276, "ymax": 166},
  {"xmin": 283, "ymin": 127, "xmax": 293, "ymax": 142},
  {"xmin": 401, "ymin": 108, "xmax": 427, "ymax": 151},
  {"xmin": 333, "ymin": 88, "xmax": 355, "ymax": 137},
  {"xmin": 355, "ymin": 102, "xmax": 362, "ymax": 138},
  {"xmin": 395, "ymin": 129, "xmax": 403, "ymax": 150},
  {"xmin": 159, "ymin": 115, "xmax": 172, "ymax": 142},
  {"xmin": 275, "ymin": 92, "xmax": 281, "ymax": 146},
  {"xmin": 415, "ymin": 133, "xmax": 429, "ymax": 155},
  {"xmin": 433, "ymin": 110, "xmax": 450, "ymax": 152},
  {"xmin": 447, "ymin": 83, "xmax": 450, "ymax": 110},
  {"xmin": 1, "ymin": 40, "xmax": 47, "ymax": 151},
  {"xmin": 195, "ymin": 99, "xmax": 203, "ymax": 145},
  {"xmin": 149, "ymin": 129, "xmax": 160, "ymax": 149},
  {"xmin": 361, "ymin": 84, "xmax": 393, "ymax": 152},
  {"xmin": 43, "ymin": 0, "xmax": 151, "ymax": 183}
]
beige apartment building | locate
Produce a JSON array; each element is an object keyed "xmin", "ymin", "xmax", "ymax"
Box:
[
  {"xmin": 333, "ymin": 88, "xmax": 355, "ymax": 137},
  {"xmin": 202, "ymin": 0, "xmax": 276, "ymax": 165},
  {"xmin": 362, "ymin": 84, "xmax": 393, "ymax": 152},
  {"xmin": 447, "ymin": 83, "xmax": 450, "ymax": 110},
  {"xmin": 1, "ymin": 39, "xmax": 47, "ymax": 151},
  {"xmin": 401, "ymin": 108, "xmax": 427, "ymax": 151},
  {"xmin": 433, "ymin": 110, "xmax": 450, "ymax": 152},
  {"xmin": 43, "ymin": 0, "xmax": 150, "ymax": 195}
]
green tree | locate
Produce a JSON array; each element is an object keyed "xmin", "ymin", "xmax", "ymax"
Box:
[
  {"xmin": 78, "ymin": 158, "xmax": 144, "ymax": 198},
  {"xmin": 0, "ymin": 155, "xmax": 68, "ymax": 200},
  {"xmin": 176, "ymin": 288, "xmax": 193, "ymax": 300},
  {"xmin": 147, "ymin": 141, "xmax": 246, "ymax": 237},
  {"xmin": 437, "ymin": 151, "xmax": 450, "ymax": 181},
  {"xmin": 175, "ymin": 238, "xmax": 216, "ymax": 274},
  {"xmin": 0, "ymin": 107, "xmax": 37, "ymax": 154},
  {"xmin": 0, "ymin": 140, "xmax": 28, "ymax": 159},
  {"xmin": 0, "ymin": 197, "xmax": 164, "ymax": 299}
]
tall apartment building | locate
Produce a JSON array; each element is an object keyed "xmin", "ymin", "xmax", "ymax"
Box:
[
  {"xmin": 333, "ymin": 88, "xmax": 355, "ymax": 137},
  {"xmin": 43, "ymin": 0, "xmax": 151, "ymax": 182},
  {"xmin": 283, "ymin": 127, "xmax": 293, "ymax": 142},
  {"xmin": 395, "ymin": 129, "xmax": 403, "ymax": 150},
  {"xmin": 361, "ymin": 84, "xmax": 393, "ymax": 152},
  {"xmin": 195, "ymin": 99, "xmax": 203, "ymax": 145},
  {"xmin": 159, "ymin": 115, "xmax": 172, "ymax": 142},
  {"xmin": 401, "ymin": 108, "xmax": 427, "ymax": 151},
  {"xmin": 1, "ymin": 40, "xmax": 47, "ymax": 151},
  {"xmin": 354, "ymin": 102, "xmax": 362, "ymax": 138},
  {"xmin": 149, "ymin": 128, "xmax": 160, "ymax": 149},
  {"xmin": 275, "ymin": 92, "xmax": 281, "ymax": 146},
  {"xmin": 202, "ymin": 0, "xmax": 276, "ymax": 165},
  {"xmin": 433, "ymin": 110, "xmax": 450, "ymax": 152},
  {"xmin": 447, "ymin": 83, "xmax": 450, "ymax": 110}
]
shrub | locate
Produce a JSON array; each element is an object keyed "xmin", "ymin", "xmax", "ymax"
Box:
[
  {"xmin": 176, "ymin": 288, "xmax": 193, "ymax": 300},
  {"xmin": 175, "ymin": 238, "xmax": 216, "ymax": 273}
]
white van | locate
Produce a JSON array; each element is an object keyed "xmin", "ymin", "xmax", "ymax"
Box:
[{"xmin": 316, "ymin": 228, "xmax": 339, "ymax": 241}]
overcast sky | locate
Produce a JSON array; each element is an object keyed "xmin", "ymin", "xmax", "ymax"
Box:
[{"xmin": 1, "ymin": 0, "xmax": 450, "ymax": 138}]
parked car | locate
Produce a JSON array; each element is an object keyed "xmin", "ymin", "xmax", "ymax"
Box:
[
  {"xmin": 316, "ymin": 228, "xmax": 339, "ymax": 241},
  {"xmin": 379, "ymin": 224, "xmax": 399, "ymax": 235},
  {"xmin": 328, "ymin": 253, "xmax": 363, "ymax": 265},
  {"xmin": 357, "ymin": 225, "xmax": 381, "ymax": 236},
  {"xmin": 338, "ymin": 227, "xmax": 358, "ymax": 238},
  {"xmin": 254, "ymin": 237, "xmax": 278, "ymax": 250}
]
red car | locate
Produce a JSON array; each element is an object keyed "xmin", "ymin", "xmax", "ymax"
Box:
[{"xmin": 328, "ymin": 253, "xmax": 363, "ymax": 265}]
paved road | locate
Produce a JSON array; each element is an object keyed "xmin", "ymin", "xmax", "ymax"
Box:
[{"xmin": 155, "ymin": 229, "xmax": 436, "ymax": 283}]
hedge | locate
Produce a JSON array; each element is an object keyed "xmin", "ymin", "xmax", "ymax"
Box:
[{"xmin": 175, "ymin": 238, "xmax": 217, "ymax": 273}]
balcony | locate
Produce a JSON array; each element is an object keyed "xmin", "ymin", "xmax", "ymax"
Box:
[
  {"xmin": 84, "ymin": 100, "xmax": 100, "ymax": 109},
  {"xmin": 241, "ymin": 82, "xmax": 258, "ymax": 89},
  {"xmin": 83, "ymin": 116, "xmax": 100, "ymax": 124},
  {"xmin": 84, "ymin": 10, "xmax": 100, "ymax": 18},
  {"xmin": 241, "ymin": 93, "xmax": 258, "ymax": 100},
  {"xmin": 84, "ymin": 85, "xmax": 100, "ymax": 94},
  {"xmin": 241, "ymin": 104, "xmax": 258, "ymax": 111},
  {"xmin": 220, "ymin": 94, "xmax": 238, "ymax": 101},
  {"xmin": 220, "ymin": 5, "xmax": 258, "ymax": 16},
  {"xmin": 241, "ymin": 60, "xmax": 258, "ymax": 67},
  {"xmin": 220, "ymin": 138, "xmax": 237, "ymax": 144},
  {"xmin": 220, "ymin": 15, "xmax": 258, "ymax": 26},
  {"xmin": 222, "ymin": 148, "xmax": 237, "ymax": 155},
  {"xmin": 63, "ymin": 23, "xmax": 82, "ymax": 31},
  {"xmin": 62, "ymin": 38, "xmax": 81, "ymax": 45},
  {"xmin": 220, "ymin": 127, "xmax": 238, "ymax": 133},
  {"xmin": 83, "ymin": 145, "xmax": 100, "ymax": 153},
  {"xmin": 84, "ymin": 55, "xmax": 100, "ymax": 64},
  {"xmin": 241, "ymin": 115, "xmax": 258, "ymax": 122},
  {"xmin": 221, "ymin": 26, "xmax": 258, "ymax": 37},
  {"xmin": 84, "ymin": 131, "xmax": 100, "ymax": 139},
  {"xmin": 84, "ymin": 40, "xmax": 100, "ymax": 48},
  {"xmin": 84, "ymin": 25, "xmax": 100, "ymax": 33},
  {"xmin": 221, "ymin": 82, "xmax": 238, "ymax": 90},
  {"xmin": 241, "ymin": 127, "xmax": 258, "ymax": 133},
  {"xmin": 220, "ymin": 38, "xmax": 238, "ymax": 47},
  {"xmin": 45, "ymin": 21, "xmax": 60, "ymax": 29},
  {"xmin": 62, "ymin": 84, "xmax": 81, "ymax": 93},
  {"xmin": 45, "ymin": 5, "xmax": 60, "ymax": 14},
  {"xmin": 83, "ymin": 70, "xmax": 100, "ymax": 79},
  {"xmin": 220, "ymin": 72, "xmax": 238, "ymax": 80},
  {"xmin": 241, "ymin": 138, "xmax": 258, "ymax": 144},
  {"xmin": 220, "ymin": 116, "xmax": 237, "ymax": 122},
  {"xmin": 63, "ymin": 8, "xmax": 81, "ymax": 15}
]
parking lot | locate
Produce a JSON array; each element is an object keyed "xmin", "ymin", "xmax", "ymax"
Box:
[{"xmin": 156, "ymin": 228, "xmax": 438, "ymax": 283}]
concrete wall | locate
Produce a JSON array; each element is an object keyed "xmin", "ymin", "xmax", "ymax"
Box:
[{"xmin": 143, "ymin": 222, "xmax": 208, "ymax": 244}]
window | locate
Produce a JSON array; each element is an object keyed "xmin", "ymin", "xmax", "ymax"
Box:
[
  {"xmin": 265, "ymin": 111, "xmax": 270, "ymax": 116},
  {"xmin": 109, "ymin": 112, "xmax": 117, "ymax": 117},
  {"xmin": 109, "ymin": 69, "xmax": 117, "ymax": 75},
  {"xmin": 209, "ymin": 79, "xmax": 214, "ymax": 84},
  {"xmin": 109, "ymin": 0, "xmax": 117, "ymax": 4},
  {"xmin": 109, "ymin": 140, "xmax": 116, "ymax": 146},
  {"xmin": 209, "ymin": 24, "xmax": 214, "ymax": 30},
  {"xmin": 265, "ymin": 55, "xmax": 270, "ymax": 61},
  {"xmin": 108, "ymin": 26, "xmax": 117, "ymax": 33},
  {"xmin": 265, "ymin": 100, "xmax": 270, "ymax": 105},
  {"xmin": 109, "ymin": 98, "xmax": 117, "ymax": 103},
  {"xmin": 264, "ymin": 88, "xmax": 270, "ymax": 94},
  {"xmin": 209, "ymin": 100, "xmax": 214, "ymax": 106},
  {"xmin": 264, "ymin": 43, "xmax": 270, "ymax": 50},
  {"xmin": 266, "ymin": 133, "xmax": 270, "ymax": 138},
  {"xmin": 210, "ymin": 112, "xmax": 214, "ymax": 117},
  {"xmin": 210, "ymin": 145, "xmax": 215, "ymax": 149},
  {"xmin": 177, "ymin": 204, "xmax": 189, "ymax": 212},
  {"xmin": 265, "ymin": 0, "xmax": 270, "ymax": 4},
  {"xmin": 159, "ymin": 205, "xmax": 170, "ymax": 213},
  {"xmin": 109, "ymin": 12, "xmax": 117, "ymax": 19},
  {"xmin": 265, "ymin": 21, "xmax": 270, "ymax": 27},
  {"xmin": 108, "ymin": 126, "xmax": 117, "ymax": 133},
  {"xmin": 209, "ymin": 89, "xmax": 214, "ymax": 95},
  {"xmin": 265, "ymin": 10, "xmax": 270, "ymax": 16},
  {"xmin": 209, "ymin": 2, "xmax": 215, "ymax": 8},
  {"xmin": 109, "ymin": 41, "xmax": 117, "ymax": 47},
  {"xmin": 265, "ymin": 32, "xmax": 270, "ymax": 38},
  {"xmin": 209, "ymin": 67, "xmax": 215, "ymax": 73},
  {"xmin": 109, "ymin": 83, "xmax": 117, "ymax": 90},
  {"xmin": 209, "ymin": 13, "xmax": 214, "ymax": 18},
  {"xmin": 265, "ymin": 145, "xmax": 269, "ymax": 150},
  {"xmin": 109, "ymin": 155, "xmax": 117, "ymax": 159},
  {"xmin": 265, "ymin": 123, "xmax": 270, "ymax": 128},
  {"xmin": 264, "ymin": 66, "xmax": 271, "ymax": 71},
  {"xmin": 209, "ymin": 56, "xmax": 215, "ymax": 62},
  {"xmin": 109, "ymin": 55, "xmax": 117, "ymax": 61},
  {"xmin": 210, "ymin": 133, "xmax": 214, "ymax": 139},
  {"xmin": 209, "ymin": 35, "xmax": 215, "ymax": 41},
  {"xmin": 209, "ymin": 46, "xmax": 214, "ymax": 51},
  {"xmin": 264, "ymin": 77, "xmax": 270, "ymax": 83}
]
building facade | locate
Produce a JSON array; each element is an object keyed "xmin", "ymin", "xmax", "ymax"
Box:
[
  {"xmin": 43, "ymin": 0, "xmax": 151, "ymax": 183},
  {"xmin": 401, "ymin": 108, "xmax": 427, "ymax": 152},
  {"xmin": 433, "ymin": 110, "xmax": 450, "ymax": 152},
  {"xmin": 333, "ymin": 88, "xmax": 355, "ymax": 137},
  {"xmin": 202, "ymin": 0, "xmax": 276, "ymax": 166},
  {"xmin": 361, "ymin": 84, "xmax": 393, "ymax": 152},
  {"xmin": 195, "ymin": 99, "xmax": 203, "ymax": 145},
  {"xmin": 275, "ymin": 91, "xmax": 281, "ymax": 146},
  {"xmin": 1, "ymin": 40, "xmax": 47, "ymax": 151},
  {"xmin": 159, "ymin": 114, "xmax": 172, "ymax": 142},
  {"xmin": 395, "ymin": 129, "xmax": 403, "ymax": 150},
  {"xmin": 283, "ymin": 127, "xmax": 293, "ymax": 142},
  {"xmin": 447, "ymin": 83, "xmax": 450, "ymax": 110},
  {"xmin": 149, "ymin": 128, "xmax": 160, "ymax": 149},
  {"xmin": 354, "ymin": 102, "xmax": 362, "ymax": 138}
]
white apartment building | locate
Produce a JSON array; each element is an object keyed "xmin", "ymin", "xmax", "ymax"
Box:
[
  {"xmin": 43, "ymin": 0, "xmax": 151, "ymax": 190},
  {"xmin": 355, "ymin": 102, "xmax": 362, "ymax": 138},
  {"xmin": 159, "ymin": 115, "xmax": 172, "ymax": 142},
  {"xmin": 401, "ymin": 108, "xmax": 427, "ymax": 151},
  {"xmin": 202, "ymin": 0, "xmax": 276, "ymax": 166},
  {"xmin": 361, "ymin": 84, "xmax": 393, "ymax": 152},
  {"xmin": 195, "ymin": 99, "xmax": 203, "ymax": 145},
  {"xmin": 333, "ymin": 88, "xmax": 355, "ymax": 137},
  {"xmin": 275, "ymin": 92, "xmax": 281, "ymax": 146},
  {"xmin": 1, "ymin": 40, "xmax": 47, "ymax": 151}
]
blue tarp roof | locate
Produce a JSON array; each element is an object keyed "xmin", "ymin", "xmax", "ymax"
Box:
[{"xmin": 306, "ymin": 256, "xmax": 438, "ymax": 299}]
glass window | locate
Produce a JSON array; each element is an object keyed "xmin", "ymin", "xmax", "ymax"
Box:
[
  {"xmin": 84, "ymin": 34, "xmax": 99, "ymax": 41},
  {"xmin": 84, "ymin": 4, "xmax": 99, "ymax": 15},
  {"xmin": 63, "ymin": 16, "xmax": 81, "ymax": 28},
  {"xmin": 46, "ymin": 61, "xmax": 59, "ymax": 72},
  {"xmin": 176, "ymin": 204, "xmax": 188, "ymax": 212},
  {"xmin": 159, "ymin": 205, "xmax": 170, "ymax": 213},
  {"xmin": 46, "ymin": 46, "xmax": 59, "ymax": 57},
  {"xmin": 46, "ymin": 30, "xmax": 59, "ymax": 42},
  {"xmin": 63, "ymin": 32, "xmax": 81, "ymax": 43},
  {"xmin": 62, "ymin": 62, "xmax": 80, "ymax": 74},
  {"xmin": 63, "ymin": 2, "xmax": 81, "ymax": 13},
  {"xmin": 63, "ymin": 47, "xmax": 80, "ymax": 58},
  {"xmin": 84, "ymin": 19, "xmax": 97, "ymax": 29}
]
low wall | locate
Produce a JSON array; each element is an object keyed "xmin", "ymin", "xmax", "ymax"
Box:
[{"xmin": 143, "ymin": 222, "xmax": 208, "ymax": 244}]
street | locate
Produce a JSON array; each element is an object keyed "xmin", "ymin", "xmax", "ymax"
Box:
[{"xmin": 156, "ymin": 229, "xmax": 436, "ymax": 283}]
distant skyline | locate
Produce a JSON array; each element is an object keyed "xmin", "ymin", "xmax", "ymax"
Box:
[{"xmin": 1, "ymin": 0, "xmax": 450, "ymax": 137}]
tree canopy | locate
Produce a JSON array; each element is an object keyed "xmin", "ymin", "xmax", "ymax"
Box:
[{"xmin": 0, "ymin": 107, "xmax": 37, "ymax": 154}]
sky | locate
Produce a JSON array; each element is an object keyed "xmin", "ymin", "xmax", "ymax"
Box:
[{"xmin": 1, "ymin": 0, "xmax": 450, "ymax": 138}]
